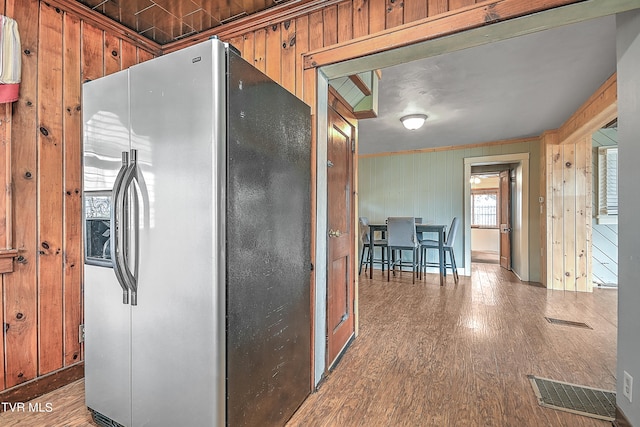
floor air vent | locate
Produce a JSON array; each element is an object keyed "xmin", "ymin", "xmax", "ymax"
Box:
[
  {"xmin": 544, "ymin": 317, "xmax": 592, "ymax": 329},
  {"xmin": 528, "ymin": 375, "xmax": 616, "ymax": 421}
]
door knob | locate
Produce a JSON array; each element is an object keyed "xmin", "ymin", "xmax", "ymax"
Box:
[{"xmin": 328, "ymin": 229, "xmax": 342, "ymax": 238}]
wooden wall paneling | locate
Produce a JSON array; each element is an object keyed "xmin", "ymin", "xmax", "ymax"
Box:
[
  {"xmin": 281, "ymin": 19, "xmax": 297, "ymax": 94},
  {"xmin": 404, "ymin": 0, "xmax": 428, "ymax": 23},
  {"xmin": 120, "ymin": 41, "xmax": 138, "ymax": 70},
  {"xmin": 81, "ymin": 23, "xmax": 104, "ymax": 82},
  {"xmin": 37, "ymin": 1, "xmax": 65, "ymax": 376},
  {"xmin": 562, "ymin": 143, "xmax": 576, "ymax": 292},
  {"xmin": 427, "ymin": 0, "xmax": 449, "ymax": 16},
  {"xmin": 0, "ymin": 101, "xmax": 7, "ymax": 389},
  {"xmin": 337, "ymin": 1, "xmax": 353, "ymax": 43},
  {"xmin": 0, "ymin": 107, "xmax": 9, "ymax": 250},
  {"xmin": 574, "ymin": 136, "xmax": 590, "ymax": 292},
  {"xmin": 369, "ymin": 0, "xmax": 386, "ymax": 33},
  {"xmin": 227, "ymin": 35, "xmax": 245, "ymax": 57},
  {"xmin": 550, "ymin": 143, "xmax": 564, "ymax": 290},
  {"xmin": 352, "ymin": 0, "xmax": 370, "ymax": 38},
  {"xmin": 4, "ymin": 0, "xmax": 40, "ymax": 390},
  {"xmin": 323, "ymin": 5, "xmax": 338, "ymax": 47},
  {"xmin": 253, "ymin": 28, "xmax": 267, "ymax": 72},
  {"xmin": 295, "ymin": 15, "xmax": 309, "ymax": 98},
  {"xmin": 303, "ymin": 0, "xmax": 584, "ymax": 71},
  {"xmin": 308, "ymin": 11, "xmax": 324, "ymax": 51},
  {"xmin": 62, "ymin": 10, "xmax": 83, "ymax": 367},
  {"xmin": 386, "ymin": 0, "xmax": 405, "ymax": 29},
  {"xmin": 265, "ymin": 22, "xmax": 282, "ymax": 83},
  {"xmin": 242, "ymin": 32, "xmax": 255, "ymax": 66},
  {"xmin": 104, "ymin": 33, "xmax": 121, "ymax": 76},
  {"xmin": 449, "ymin": 0, "xmax": 475, "ymax": 9},
  {"xmin": 136, "ymin": 49, "xmax": 155, "ymax": 64}
]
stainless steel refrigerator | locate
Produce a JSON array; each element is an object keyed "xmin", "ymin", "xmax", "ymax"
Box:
[{"xmin": 82, "ymin": 38, "xmax": 311, "ymax": 427}]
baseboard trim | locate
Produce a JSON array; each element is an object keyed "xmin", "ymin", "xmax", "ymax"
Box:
[
  {"xmin": 615, "ymin": 406, "xmax": 632, "ymax": 427},
  {"xmin": 0, "ymin": 362, "xmax": 84, "ymax": 408}
]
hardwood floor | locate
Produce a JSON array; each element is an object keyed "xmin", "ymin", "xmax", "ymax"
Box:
[
  {"xmin": 0, "ymin": 264, "xmax": 617, "ymax": 426},
  {"xmin": 287, "ymin": 263, "xmax": 617, "ymax": 427}
]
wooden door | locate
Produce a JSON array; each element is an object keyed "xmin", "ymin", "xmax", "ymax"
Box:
[
  {"xmin": 326, "ymin": 107, "xmax": 355, "ymax": 367},
  {"xmin": 499, "ymin": 170, "xmax": 512, "ymax": 270}
]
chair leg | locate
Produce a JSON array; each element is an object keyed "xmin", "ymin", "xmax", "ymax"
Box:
[
  {"xmin": 387, "ymin": 248, "xmax": 391, "ymax": 282},
  {"xmin": 412, "ymin": 248, "xmax": 416, "ymax": 284},
  {"xmin": 359, "ymin": 246, "xmax": 367, "ymax": 275},
  {"xmin": 449, "ymin": 248, "xmax": 459, "ymax": 283}
]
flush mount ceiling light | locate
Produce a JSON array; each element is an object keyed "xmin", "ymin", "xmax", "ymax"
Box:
[{"xmin": 400, "ymin": 114, "xmax": 428, "ymax": 130}]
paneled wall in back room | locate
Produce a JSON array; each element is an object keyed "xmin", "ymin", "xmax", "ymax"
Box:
[{"xmin": 0, "ymin": 0, "xmax": 156, "ymax": 393}]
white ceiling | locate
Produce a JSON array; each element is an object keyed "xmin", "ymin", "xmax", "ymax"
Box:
[{"xmin": 357, "ymin": 14, "xmax": 617, "ymax": 155}]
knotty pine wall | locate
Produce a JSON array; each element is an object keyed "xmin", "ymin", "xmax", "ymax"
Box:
[
  {"xmin": 211, "ymin": 0, "xmax": 469, "ymax": 99},
  {"xmin": 0, "ymin": 0, "xmax": 155, "ymax": 393}
]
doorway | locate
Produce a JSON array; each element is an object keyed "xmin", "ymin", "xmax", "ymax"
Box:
[{"xmin": 464, "ymin": 154, "xmax": 530, "ymax": 282}]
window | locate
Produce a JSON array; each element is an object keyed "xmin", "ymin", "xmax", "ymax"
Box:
[
  {"xmin": 471, "ymin": 189, "xmax": 499, "ymax": 228},
  {"xmin": 597, "ymin": 146, "xmax": 618, "ymax": 224}
]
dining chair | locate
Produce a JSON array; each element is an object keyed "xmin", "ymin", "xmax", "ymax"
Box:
[
  {"xmin": 358, "ymin": 217, "xmax": 387, "ymax": 275},
  {"xmin": 386, "ymin": 217, "xmax": 419, "ymax": 284},
  {"xmin": 420, "ymin": 217, "xmax": 460, "ymax": 283}
]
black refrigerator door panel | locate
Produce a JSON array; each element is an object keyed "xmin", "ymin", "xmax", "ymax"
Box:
[{"xmin": 226, "ymin": 50, "xmax": 312, "ymax": 426}]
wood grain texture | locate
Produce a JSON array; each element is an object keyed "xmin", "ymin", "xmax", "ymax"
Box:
[
  {"xmin": 120, "ymin": 40, "xmax": 137, "ymax": 70},
  {"xmin": 562, "ymin": 143, "xmax": 576, "ymax": 292},
  {"xmin": 281, "ymin": 19, "xmax": 297, "ymax": 94},
  {"xmin": 242, "ymin": 31, "xmax": 256, "ymax": 65},
  {"xmin": 0, "ymin": 103, "xmax": 10, "ymax": 251},
  {"xmin": 551, "ymin": 143, "xmax": 564, "ymax": 290},
  {"xmin": 368, "ymin": 0, "xmax": 386, "ymax": 33},
  {"xmin": 37, "ymin": 1, "xmax": 65, "ymax": 376},
  {"xmin": 352, "ymin": 0, "xmax": 369, "ymax": 38},
  {"xmin": 294, "ymin": 15, "xmax": 309, "ymax": 98},
  {"xmin": 62, "ymin": 11, "xmax": 83, "ymax": 367},
  {"xmin": 0, "ymin": 264, "xmax": 615, "ymax": 426},
  {"xmin": 253, "ymin": 27, "xmax": 266, "ymax": 72},
  {"xmin": 323, "ymin": 5, "xmax": 338, "ymax": 46},
  {"xmin": 103, "ymin": 33, "xmax": 121, "ymax": 76},
  {"xmin": 80, "ymin": 23, "xmax": 104, "ymax": 82},
  {"xmin": 265, "ymin": 22, "xmax": 282, "ymax": 83},
  {"xmin": 308, "ymin": 10, "xmax": 324, "ymax": 51},
  {"xmin": 404, "ymin": 0, "xmax": 428, "ymax": 23},
  {"xmin": 4, "ymin": 0, "xmax": 40, "ymax": 389},
  {"xmin": 303, "ymin": 0, "xmax": 581, "ymax": 69},
  {"xmin": 427, "ymin": 0, "xmax": 448, "ymax": 16},
  {"xmin": 385, "ymin": 0, "xmax": 404, "ymax": 29},
  {"xmin": 288, "ymin": 263, "xmax": 616, "ymax": 427},
  {"xmin": 337, "ymin": 1, "xmax": 353, "ymax": 43}
]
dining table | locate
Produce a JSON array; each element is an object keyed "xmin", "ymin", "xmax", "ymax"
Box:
[{"xmin": 368, "ymin": 223, "xmax": 447, "ymax": 286}]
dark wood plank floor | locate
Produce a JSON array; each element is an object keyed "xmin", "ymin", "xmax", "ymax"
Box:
[{"xmin": 0, "ymin": 263, "xmax": 617, "ymax": 426}]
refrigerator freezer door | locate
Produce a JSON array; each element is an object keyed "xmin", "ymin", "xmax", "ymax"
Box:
[
  {"xmin": 83, "ymin": 69, "xmax": 133, "ymax": 426},
  {"xmin": 128, "ymin": 40, "xmax": 225, "ymax": 427},
  {"xmin": 226, "ymin": 50, "xmax": 312, "ymax": 427}
]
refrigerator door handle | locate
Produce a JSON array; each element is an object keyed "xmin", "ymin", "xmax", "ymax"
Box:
[
  {"xmin": 111, "ymin": 151, "xmax": 130, "ymax": 304},
  {"xmin": 119, "ymin": 149, "xmax": 139, "ymax": 306}
]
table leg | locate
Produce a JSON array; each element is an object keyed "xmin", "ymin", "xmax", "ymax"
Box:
[
  {"xmin": 369, "ymin": 226, "xmax": 374, "ymax": 279},
  {"xmin": 439, "ymin": 230, "xmax": 445, "ymax": 286}
]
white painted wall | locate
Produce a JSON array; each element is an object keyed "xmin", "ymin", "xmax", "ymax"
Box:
[
  {"xmin": 471, "ymin": 229, "xmax": 500, "ymax": 252},
  {"xmin": 616, "ymin": 9, "xmax": 640, "ymax": 424}
]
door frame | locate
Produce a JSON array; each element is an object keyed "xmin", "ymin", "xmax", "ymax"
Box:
[
  {"xmin": 464, "ymin": 154, "xmax": 529, "ymax": 281},
  {"xmin": 309, "ymin": 0, "xmax": 635, "ymax": 387}
]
